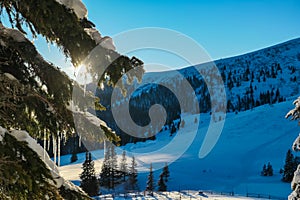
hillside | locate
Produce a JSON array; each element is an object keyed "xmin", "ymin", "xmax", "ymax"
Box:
[
  {"xmin": 94, "ymin": 38, "xmax": 300, "ymax": 145},
  {"xmin": 59, "ymin": 100, "xmax": 299, "ymax": 198}
]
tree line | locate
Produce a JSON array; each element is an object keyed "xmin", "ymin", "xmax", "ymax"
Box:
[{"xmin": 80, "ymin": 144, "xmax": 170, "ymax": 197}]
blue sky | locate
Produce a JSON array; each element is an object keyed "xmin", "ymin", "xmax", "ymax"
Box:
[{"xmin": 16, "ymin": 0, "xmax": 300, "ymax": 73}]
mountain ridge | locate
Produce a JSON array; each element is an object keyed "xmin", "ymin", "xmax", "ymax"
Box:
[{"xmin": 95, "ymin": 37, "xmax": 300, "ymax": 145}]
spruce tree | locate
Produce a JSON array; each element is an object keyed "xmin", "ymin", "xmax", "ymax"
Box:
[
  {"xmin": 146, "ymin": 163, "xmax": 154, "ymax": 195},
  {"xmin": 110, "ymin": 143, "xmax": 121, "ymax": 188},
  {"xmin": 282, "ymin": 149, "xmax": 296, "ymax": 182},
  {"xmin": 170, "ymin": 123, "xmax": 176, "ymax": 136},
  {"xmin": 71, "ymin": 149, "xmax": 78, "ymax": 163},
  {"xmin": 127, "ymin": 156, "xmax": 138, "ymax": 191},
  {"xmin": 0, "ymin": 132, "xmax": 63, "ymax": 199},
  {"xmin": 99, "ymin": 143, "xmax": 120, "ymax": 189},
  {"xmin": 267, "ymin": 162, "xmax": 273, "ymax": 176},
  {"xmin": 0, "ymin": 1, "xmax": 140, "ymax": 141},
  {"xmin": 162, "ymin": 163, "xmax": 170, "ymax": 182},
  {"xmin": 119, "ymin": 151, "xmax": 128, "ymax": 182},
  {"xmin": 80, "ymin": 152, "xmax": 99, "ymax": 197},
  {"xmin": 0, "ymin": 0, "xmax": 144, "ymax": 198},
  {"xmin": 99, "ymin": 149, "xmax": 111, "ymax": 188},
  {"xmin": 261, "ymin": 164, "xmax": 267, "ymax": 176},
  {"xmin": 157, "ymin": 173, "xmax": 167, "ymax": 192},
  {"xmin": 286, "ymin": 97, "xmax": 300, "ymax": 198}
]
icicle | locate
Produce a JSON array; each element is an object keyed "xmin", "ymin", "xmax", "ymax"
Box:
[
  {"xmin": 63, "ymin": 130, "xmax": 67, "ymax": 145},
  {"xmin": 83, "ymin": 82, "xmax": 86, "ymax": 97},
  {"xmin": 104, "ymin": 140, "xmax": 106, "ymax": 156},
  {"xmin": 53, "ymin": 136, "xmax": 57, "ymax": 165},
  {"xmin": 83, "ymin": 73, "xmax": 87, "ymax": 97},
  {"xmin": 79, "ymin": 134, "xmax": 82, "ymax": 148},
  {"xmin": 48, "ymin": 42, "xmax": 51, "ymax": 53},
  {"xmin": 47, "ymin": 136, "xmax": 50, "ymax": 151},
  {"xmin": 43, "ymin": 129, "xmax": 46, "ymax": 161},
  {"xmin": 58, "ymin": 132, "xmax": 61, "ymax": 167}
]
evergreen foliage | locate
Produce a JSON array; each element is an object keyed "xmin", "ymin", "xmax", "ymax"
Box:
[
  {"xmin": 267, "ymin": 162, "xmax": 273, "ymax": 176},
  {"xmin": 157, "ymin": 173, "xmax": 167, "ymax": 192},
  {"xmin": 80, "ymin": 152, "xmax": 99, "ymax": 196},
  {"xmin": 146, "ymin": 163, "xmax": 154, "ymax": 194},
  {"xmin": 0, "ymin": 129, "xmax": 90, "ymax": 199},
  {"xmin": 127, "ymin": 156, "xmax": 138, "ymax": 191},
  {"xmin": 261, "ymin": 164, "xmax": 267, "ymax": 176},
  {"xmin": 0, "ymin": 0, "xmax": 144, "ymax": 198},
  {"xmin": 170, "ymin": 123, "xmax": 177, "ymax": 136},
  {"xmin": 261, "ymin": 162, "xmax": 273, "ymax": 176},
  {"xmin": 119, "ymin": 151, "xmax": 128, "ymax": 182},
  {"xmin": 0, "ymin": 0, "xmax": 144, "ymax": 141},
  {"xmin": 0, "ymin": 133, "xmax": 61, "ymax": 199},
  {"xmin": 99, "ymin": 149, "xmax": 111, "ymax": 189},
  {"xmin": 162, "ymin": 163, "xmax": 170, "ymax": 182},
  {"xmin": 282, "ymin": 149, "xmax": 299, "ymax": 182},
  {"xmin": 71, "ymin": 149, "xmax": 78, "ymax": 163},
  {"xmin": 157, "ymin": 163, "xmax": 169, "ymax": 191},
  {"xmin": 286, "ymin": 97, "xmax": 300, "ymax": 199},
  {"xmin": 99, "ymin": 143, "xmax": 121, "ymax": 189}
]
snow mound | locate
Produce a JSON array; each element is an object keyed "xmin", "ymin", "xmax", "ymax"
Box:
[
  {"xmin": 99, "ymin": 36, "xmax": 116, "ymax": 51},
  {"xmin": 56, "ymin": 0, "xmax": 87, "ymax": 19},
  {"xmin": 0, "ymin": 23, "xmax": 26, "ymax": 42},
  {"xmin": 4, "ymin": 73, "xmax": 18, "ymax": 81},
  {"xmin": 84, "ymin": 28, "xmax": 102, "ymax": 44}
]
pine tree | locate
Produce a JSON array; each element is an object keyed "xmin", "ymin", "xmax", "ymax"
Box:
[
  {"xmin": 99, "ymin": 149, "xmax": 111, "ymax": 188},
  {"xmin": 282, "ymin": 149, "xmax": 296, "ymax": 182},
  {"xmin": 0, "ymin": 132, "xmax": 63, "ymax": 199},
  {"xmin": 162, "ymin": 163, "xmax": 170, "ymax": 182},
  {"xmin": 80, "ymin": 152, "xmax": 99, "ymax": 197},
  {"xmin": 109, "ymin": 143, "xmax": 121, "ymax": 188},
  {"xmin": 119, "ymin": 151, "xmax": 128, "ymax": 182},
  {"xmin": 286, "ymin": 97, "xmax": 300, "ymax": 198},
  {"xmin": 261, "ymin": 162, "xmax": 273, "ymax": 176},
  {"xmin": 170, "ymin": 123, "xmax": 177, "ymax": 136},
  {"xmin": 146, "ymin": 163, "xmax": 154, "ymax": 195},
  {"xmin": 157, "ymin": 173, "xmax": 167, "ymax": 192},
  {"xmin": 127, "ymin": 156, "xmax": 138, "ymax": 191},
  {"xmin": 267, "ymin": 162, "xmax": 273, "ymax": 176},
  {"xmin": 261, "ymin": 164, "xmax": 267, "ymax": 176},
  {"xmin": 99, "ymin": 143, "xmax": 120, "ymax": 189},
  {"xmin": 0, "ymin": 0, "xmax": 144, "ymax": 198},
  {"xmin": 71, "ymin": 149, "xmax": 78, "ymax": 163}
]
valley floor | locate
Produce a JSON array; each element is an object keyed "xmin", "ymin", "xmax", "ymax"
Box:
[{"xmin": 59, "ymin": 100, "xmax": 299, "ymax": 199}]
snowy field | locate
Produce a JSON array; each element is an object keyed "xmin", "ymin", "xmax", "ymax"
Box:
[
  {"xmin": 95, "ymin": 190, "xmax": 270, "ymax": 200},
  {"xmin": 58, "ymin": 100, "xmax": 299, "ymax": 199}
]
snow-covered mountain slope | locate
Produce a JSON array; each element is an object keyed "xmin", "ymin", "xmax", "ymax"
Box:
[
  {"xmin": 59, "ymin": 100, "xmax": 299, "ymax": 198},
  {"xmin": 139, "ymin": 37, "xmax": 300, "ymax": 110},
  {"xmin": 95, "ymin": 38, "xmax": 300, "ymax": 146}
]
